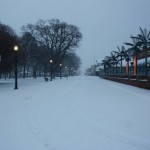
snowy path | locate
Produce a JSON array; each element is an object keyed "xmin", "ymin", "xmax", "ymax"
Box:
[{"xmin": 0, "ymin": 76, "xmax": 150, "ymax": 150}]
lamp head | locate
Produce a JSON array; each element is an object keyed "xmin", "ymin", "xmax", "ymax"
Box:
[{"xmin": 14, "ymin": 45, "xmax": 19, "ymax": 51}]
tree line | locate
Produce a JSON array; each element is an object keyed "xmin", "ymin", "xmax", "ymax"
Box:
[
  {"xmin": 101, "ymin": 27, "xmax": 150, "ymax": 77},
  {"xmin": 0, "ymin": 19, "xmax": 82, "ymax": 79}
]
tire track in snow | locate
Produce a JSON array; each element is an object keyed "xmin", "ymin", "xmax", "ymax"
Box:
[
  {"xmin": 28, "ymin": 78, "xmax": 81, "ymax": 150},
  {"xmin": 28, "ymin": 77, "xmax": 150, "ymax": 150},
  {"xmin": 67, "ymin": 77, "xmax": 150, "ymax": 150}
]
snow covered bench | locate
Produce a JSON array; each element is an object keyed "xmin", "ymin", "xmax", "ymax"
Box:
[{"xmin": 44, "ymin": 77, "xmax": 49, "ymax": 81}]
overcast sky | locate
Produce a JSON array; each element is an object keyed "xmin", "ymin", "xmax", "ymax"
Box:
[{"xmin": 0, "ymin": 0, "xmax": 150, "ymax": 71}]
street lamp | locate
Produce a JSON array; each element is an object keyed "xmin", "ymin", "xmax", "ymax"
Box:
[
  {"xmin": 0, "ymin": 55, "xmax": 1, "ymax": 78},
  {"xmin": 50, "ymin": 59, "xmax": 53, "ymax": 63},
  {"xmin": 14, "ymin": 45, "xmax": 19, "ymax": 89},
  {"xmin": 60, "ymin": 64, "xmax": 62, "ymax": 79},
  {"xmin": 50, "ymin": 59, "xmax": 53, "ymax": 81},
  {"xmin": 64, "ymin": 66, "xmax": 68, "ymax": 78}
]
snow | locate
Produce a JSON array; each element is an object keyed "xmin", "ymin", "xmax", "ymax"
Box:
[{"xmin": 0, "ymin": 76, "xmax": 150, "ymax": 150}]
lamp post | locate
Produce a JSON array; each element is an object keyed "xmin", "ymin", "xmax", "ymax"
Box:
[
  {"xmin": 60, "ymin": 64, "xmax": 62, "ymax": 79},
  {"xmin": 50, "ymin": 59, "xmax": 53, "ymax": 81},
  {"xmin": 147, "ymin": 63, "xmax": 150, "ymax": 76},
  {"xmin": 14, "ymin": 45, "xmax": 19, "ymax": 89},
  {"xmin": 0, "ymin": 55, "xmax": 1, "ymax": 79}
]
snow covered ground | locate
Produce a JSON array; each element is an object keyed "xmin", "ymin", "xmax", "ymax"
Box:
[{"xmin": 0, "ymin": 76, "xmax": 150, "ymax": 150}]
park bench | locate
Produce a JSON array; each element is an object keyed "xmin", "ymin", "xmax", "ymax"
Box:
[{"xmin": 44, "ymin": 77, "xmax": 49, "ymax": 81}]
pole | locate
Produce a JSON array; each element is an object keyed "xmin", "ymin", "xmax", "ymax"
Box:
[
  {"xmin": 14, "ymin": 54, "xmax": 18, "ymax": 89},
  {"xmin": 60, "ymin": 66, "xmax": 62, "ymax": 79},
  {"xmin": 50, "ymin": 65, "xmax": 52, "ymax": 81},
  {"xmin": 50, "ymin": 60, "xmax": 53, "ymax": 81}
]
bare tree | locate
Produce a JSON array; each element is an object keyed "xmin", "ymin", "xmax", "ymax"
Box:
[
  {"xmin": 22, "ymin": 19, "xmax": 82, "ymax": 71},
  {"xmin": 0, "ymin": 22, "xmax": 18, "ymax": 78},
  {"xmin": 20, "ymin": 31, "xmax": 48, "ymax": 78},
  {"xmin": 63, "ymin": 52, "xmax": 81, "ymax": 75}
]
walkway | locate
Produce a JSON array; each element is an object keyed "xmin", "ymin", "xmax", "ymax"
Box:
[{"xmin": 0, "ymin": 76, "xmax": 150, "ymax": 150}]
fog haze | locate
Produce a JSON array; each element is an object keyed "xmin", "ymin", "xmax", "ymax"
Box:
[{"xmin": 0, "ymin": 0, "xmax": 150, "ymax": 71}]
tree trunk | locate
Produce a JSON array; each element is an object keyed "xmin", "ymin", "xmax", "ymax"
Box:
[
  {"xmin": 145, "ymin": 47, "xmax": 148, "ymax": 76},
  {"xmin": 44, "ymin": 64, "xmax": 47, "ymax": 78},
  {"xmin": 104, "ymin": 64, "xmax": 106, "ymax": 75},
  {"xmin": 33, "ymin": 66, "xmax": 37, "ymax": 78},
  {"xmin": 133, "ymin": 54, "xmax": 137, "ymax": 76},
  {"xmin": 23, "ymin": 63, "xmax": 26, "ymax": 78},
  {"xmin": 5, "ymin": 73, "xmax": 7, "ymax": 80},
  {"xmin": 27, "ymin": 66, "xmax": 29, "ymax": 77},
  {"xmin": 120, "ymin": 55, "xmax": 122, "ymax": 76},
  {"xmin": 113, "ymin": 61, "xmax": 114, "ymax": 75}
]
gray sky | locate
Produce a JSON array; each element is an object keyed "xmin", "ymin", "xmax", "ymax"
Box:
[{"xmin": 0, "ymin": 0, "xmax": 150, "ymax": 71}]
